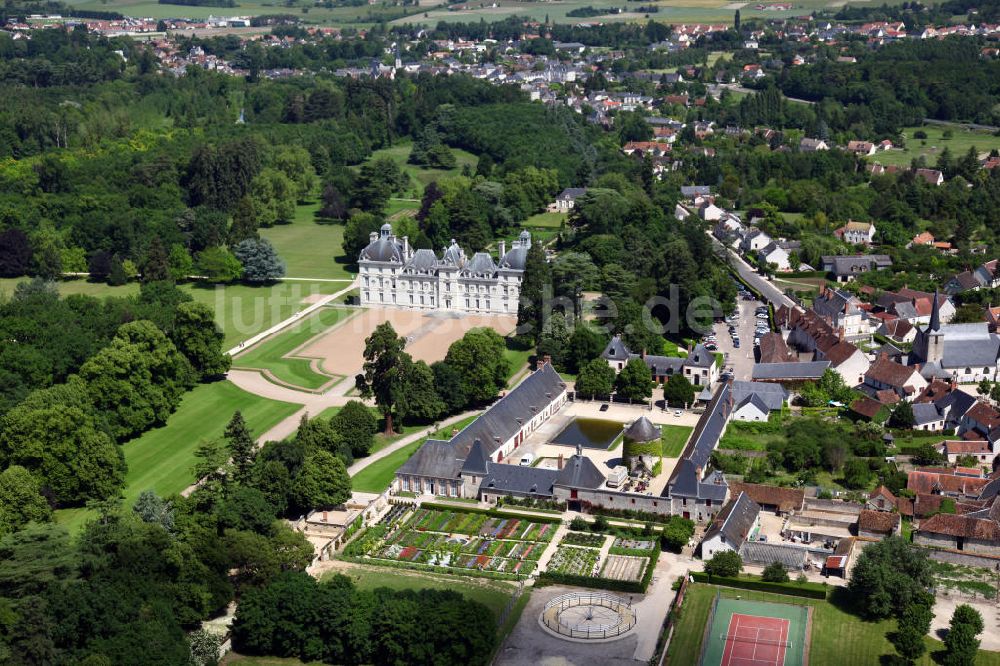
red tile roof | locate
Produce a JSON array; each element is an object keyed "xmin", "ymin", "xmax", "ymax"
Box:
[
  {"xmin": 858, "ymin": 509, "xmax": 899, "ymax": 534},
  {"xmin": 907, "ymin": 470, "xmax": 990, "ymax": 496},
  {"xmin": 919, "ymin": 513, "xmax": 1000, "ymax": 540},
  {"xmin": 728, "ymin": 482, "xmax": 805, "ymax": 512}
]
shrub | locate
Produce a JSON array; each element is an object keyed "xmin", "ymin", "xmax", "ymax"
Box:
[
  {"xmin": 690, "ymin": 571, "xmax": 828, "ymax": 599},
  {"xmin": 705, "ymin": 550, "xmax": 743, "ymax": 578},
  {"xmin": 762, "ymin": 561, "xmax": 789, "ymax": 583}
]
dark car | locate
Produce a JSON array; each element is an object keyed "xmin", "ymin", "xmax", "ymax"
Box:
[{"xmin": 599, "ymin": 403, "xmax": 609, "ymax": 412}]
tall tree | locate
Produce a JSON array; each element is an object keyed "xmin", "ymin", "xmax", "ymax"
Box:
[
  {"xmin": 172, "ymin": 301, "xmax": 231, "ymax": 379},
  {"xmin": 292, "ymin": 450, "xmax": 351, "ymax": 510},
  {"xmin": 0, "ymin": 465, "xmax": 52, "ymax": 536},
  {"xmin": 331, "ymin": 400, "xmax": 378, "ymax": 458},
  {"xmin": 233, "ymin": 238, "xmax": 286, "ymax": 283},
  {"xmin": 0, "ymin": 229, "xmax": 33, "ymax": 277},
  {"xmin": 615, "ymin": 358, "xmax": 653, "ymax": 403},
  {"xmin": 142, "ymin": 238, "xmax": 171, "ymax": 283},
  {"xmin": 226, "ymin": 411, "xmax": 256, "ymax": 484},
  {"xmin": 575, "ymin": 358, "xmax": 616, "ymax": 399},
  {"xmin": 515, "ymin": 240, "xmax": 550, "ymax": 345},
  {"xmin": 943, "ymin": 604, "xmax": 984, "ymax": 666},
  {"xmin": 356, "ymin": 323, "xmax": 408, "ymax": 435},
  {"xmin": 848, "ymin": 536, "xmax": 933, "ymax": 619}
]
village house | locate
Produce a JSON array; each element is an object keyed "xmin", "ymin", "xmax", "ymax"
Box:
[
  {"xmin": 757, "ymin": 240, "xmax": 801, "ymax": 272},
  {"xmin": 834, "ymin": 220, "xmax": 876, "ymax": 245},
  {"xmin": 915, "ymin": 504, "xmax": 1000, "ymax": 557},
  {"xmin": 862, "ymin": 353, "xmax": 928, "ymax": 403},
  {"xmin": 775, "ymin": 306, "xmax": 871, "ymax": 385},
  {"xmin": 600, "ymin": 336, "xmax": 720, "ymax": 387},
  {"xmin": 701, "ymin": 491, "xmax": 761, "ymax": 558},
  {"xmin": 846, "ymin": 140, "xmax": 877, "ymax": 156},
  {"xmin": 912, "ymin": 294, "xmax": 1000, "ymax": 383},
  {"xmin": 552, "ymin": 187, "xmax": 587, "ymax": 212},
  {"xmin": 938, "ymin": 440, "xmax": 995, "ymax": 465},
  {"xmin": 799, "ymin": 137, "xmax": 829, "ymax": 152},
  {"xmin": 876, "ymin": 288, "xmax": 955, "ymax": 326},
  {"xmin": 811, "ymin": 286, "xmax": 873, "ymax": 342},
  {"xmin": 820, "ymin": 254, "xmax": 893, "ymax": 282},
  {"xmin": 944, "ymin": 259, "xmax": 1000, "ymax": 294}
]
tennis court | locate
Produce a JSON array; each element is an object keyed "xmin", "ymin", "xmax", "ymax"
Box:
[{"xmin": 700, "ymin": 593, "xmax": 811, "ymax": 666}]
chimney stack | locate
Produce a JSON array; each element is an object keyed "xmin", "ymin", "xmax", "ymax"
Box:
[
  {"xmin": 558, "ymin": 453, "xmax": 564, "ymax": 469},
  {"xmin": 403, "ymin": 236, "xmax": 410, "ymax": 259},
  {"xmin": 499, "ymin": 239, "xmax": 506, "ymax": 257},
  {"xmin": 369, "ymin": 231, "xmax": 378, "ymax": 243}
]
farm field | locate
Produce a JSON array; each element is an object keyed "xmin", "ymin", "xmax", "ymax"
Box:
[
  {"xmin": 259, "ymin": 200, "xmax": 353, "ymax": 280},
  {"xmin": 362, "ymin": 141, "xmax": 478, "ymax": 196},
  {"xmin": 54, "ymin": 379, "xmax": 301, "ymax": 534},
  {"xmin": 666, "ymin": 584, "xmax": 1000, "ymax": 666},
  {"xmin": 61, "ymin": 0, "xmax": 424, "ymax": 23},
  {"xmin": 349, "ymin": 414, "xmax": 481, "ymax": 492},
  {"xmin": 872, "ymin": 125, "xmax": 1000, "ymax": 168},
  {"xmin": 661, "ymin": 424, "xmax": 694, "ymax": 457},
  {"xmin": 231, "ymin": 306, "xmax": 355, "ymax": 390},
  {"xmin": 345, "ymin": 505, "xmax": 556, "ymax": 577}
]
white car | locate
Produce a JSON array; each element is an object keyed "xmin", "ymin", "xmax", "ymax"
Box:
[{"xmin": 674, "ymin": 410, "xmax": 682, "ymax": 417}]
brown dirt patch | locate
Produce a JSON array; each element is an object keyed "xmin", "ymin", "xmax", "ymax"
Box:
[{"xmin": 294, "ymin": 308, "xmax": 516, "ymax": 377}]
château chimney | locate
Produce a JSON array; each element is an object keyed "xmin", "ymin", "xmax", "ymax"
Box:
[
  {"xmin": 403, "ymin": 236, "xmax": 410, "ymax": 259},
  {"xmin": 499, "ymin": 239, "xmax": 506, "ymax": 257}
]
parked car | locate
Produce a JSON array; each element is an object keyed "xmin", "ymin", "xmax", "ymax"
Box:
[
  {"xmin": 519, "ymin": 453, "xmax": 535, "ymax": 466},
  {"xmin": 674, "ymin": 410, "xmax": 682, "ymax": 417},
  {"xmin": 599, "ymin": 403, "xmax": 609, "ymax": 412}
]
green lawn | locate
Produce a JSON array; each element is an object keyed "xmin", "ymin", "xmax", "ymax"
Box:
[
  {"xmin": 504, "ymin": 346, "xmax": 534, "ymax": 383},
  {"xmin": 661, "ymin": 424, "xmax": 693, "ymax": 457},
  {"xmin": 667, "ymin": 583, "xmax": 1000, "ymax": 666},
  {"xmin": 259, "ymin": 201, "xmax": 353, "ymax": 280},
  {"xmin": 386, "ymin": 198, "xmax": 421, "ymax": 219},
  {"xmin": 316, "ymin": 405, "xmax": 422, "ymax": 454},
  {"xmin": 0, "ymin": 277, "xmax": 348, "ymax": 350},
  {"xmin": 325, "ymin": 565, "xmax": 516, "ymax": 617},
  {"xmin": 523, "ymin": 211, "xmax": 567, "ymax": 229},
  {"xmin": 350, "ymin": 415, "xmax": 480, "ymax": 493},
  {"xmin": 873, "ymin": 125, "xmax": 1000, "ymax": 168},
  {"xmin": 362, "ymin": 141, "xmax": 478, "ymax": 197},
  {"xmin": 232, "ymin": 306, "xmax": 354, "ymax": 390},
  {"xmin": 54, "ymin": 380, "xmax": 301, "ymax": 534}
]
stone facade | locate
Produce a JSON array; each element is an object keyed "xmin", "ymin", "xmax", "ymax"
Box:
[{"xmin": 359, "ymin": 224, "xmax": 530, "ymax": 315}]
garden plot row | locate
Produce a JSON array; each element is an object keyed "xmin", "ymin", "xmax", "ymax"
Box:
[
  {"xmin": 601, "ymin": 554, "xmax": 648, "ymax": 583},
  {"xmin": 402, "ymin": 507, "xmax": 555, "ymax": 542},
  {"xmin": 379, "ymin": 544, "xmax": 538, "ymax": 575},
  {"xmin": 382, "ymin": 530, "xmax": 544, "ymax": 561},
  {"xmin": 547, "ymin": 546, "xmax": 601, "ymax": 577},
  {"xmin": 560, "ymin": 531, "xmax": 607, "ymax": 548}
]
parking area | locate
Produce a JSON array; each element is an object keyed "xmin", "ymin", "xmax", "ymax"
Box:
[{"xmin": 709, "ymin": 294, "xmax": 767, "ymax": 382}]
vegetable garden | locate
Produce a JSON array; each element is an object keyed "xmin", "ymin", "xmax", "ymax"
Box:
[{"xmin": 344, "ymin": 506, "xmax": 555, "ymax": 578}]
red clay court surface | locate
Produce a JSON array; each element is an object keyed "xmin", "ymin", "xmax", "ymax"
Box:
[{"xmin": 720, "ymin": 613, "xmax": 790, "ymax": 666}]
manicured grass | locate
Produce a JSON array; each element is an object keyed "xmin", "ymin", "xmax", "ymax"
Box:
[
  {"xmin": 54, "ymin": 380, "xmax": 301, "ymax": 534},
  {"xmin": 872, "ymin": 125, "xmax": 1000, "ymax": 168},
  {"xmin": 386, "ymin": 198, "xmax": 421, "ymax": 218},
  {"xmin": 661, "ymin": 424, "xmax": 693, "ymax": 457},
  {"xmin": 523, "ymin": 211, "xmax": 566, "ymax": 229},
  {"xmin": 232, "ymin": 306, "xmax": 354, "ymax": 390},
  {"xmin": 0, "ymin": 277, "xmax": 348, "ymax": 350},
  {"xmin": 315, "ymin": 405, "xmax": 421, "ymax": 453},
  {"xmin": 504, "ymin": 346, "xmax": 533, "ymax": 382},
  {"xmin": 259, "ymin": 201, "xmax": 353, "ymax": 280},
  {"xmin": 350, "ymin": 415, "xmax": 480, "ymax": 493},
  {"xmin": 326, "ymin": 565, "xmax": 516, "ymax": 617},
  {"xmin": 362, "ymin": 141, "xmax": 478, "ymax": 196},
  {"xmin": 667, "ymin": 583, "xmax": 1000, "ymax": 666}
]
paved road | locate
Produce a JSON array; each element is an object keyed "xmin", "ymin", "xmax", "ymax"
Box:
[
  {"xmin": 226, "ymin": 279, "xmax": 358, "ymax": 357},
  {"xmin": 705, "ymin": 230, "xmax": 798, "ymax": 310}
]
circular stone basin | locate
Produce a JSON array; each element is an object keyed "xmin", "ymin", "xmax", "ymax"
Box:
[{"xmin": 540, "ymin": 592, "xmax": 637, "ymax": 641}]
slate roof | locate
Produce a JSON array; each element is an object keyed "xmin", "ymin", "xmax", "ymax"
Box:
[
  {"xmin": 912, "ymin": 403, "xmax": 944, "ymax": 426},
  {"xmin": 687, "ymin": 344, "xmax": 716, "ymax": 368},
  {"xmin": 624, "ymin": 416, "xmax": 661, "ymax": 443},
  {"xmin": 462, "ymin": 252, "xmax": 497, "ymax": 277},
  {"xmin": 703, "ymin": 491, "xmax": 760, "ymax": 546},
  {"xmin": 731, "ymin": 381, "xmax": 786, "ymax": 411},
  {"xmin": 601, "ymin": 336, "xmax": 631, "ymax": 361},
  {"xmin": 449, "ymin": 362, "xmax": 566, "ymax": 460},
  {"xmin": 680, "ymin": 185, "xmax": 712, "ymax": 198},
  {"xmin": 554, "ymin": 454, "xmax": 607, "ymax": 489},
  {"xmin": 498, "ymin": 234, "xmax": 531, "ymax": 271},
  {"xmin": 557, "ymin": 187, "xmax": 587, "ymax": 201},
  {"xmin": 441, "ymin": 240, "xmax": 465, "ymax": 266},
  {"xmin": 481, "ymin": 464, "xmax": 560, "ymax": 497},
  {"xmin": 665, "ymin": 383, "xmax": 731, "ymax": 500},
  {"xmin": 821, "ymin": 254, "xmax": 892, "ymax": 277},
  {"xmin": 397, "ymin": 439, "xmax": 464, "ymax": 479},
  {"xmin": 752, "ymin": 361, "xmax": 831, "ymax": 380},
  {"xmin": 403, "ymin": 248, "xmax": 438, "ymax": 273},
  {"xmin": 930, "ymin": 323, "xmax": 1000, "ymax": 369},
  {"xmin": 361, "ymin": 235, "xmax": 404, "ymax": 263},
  {"xmin": 461, "ymin": 440, "xmax": 490, "ymax": 475}
]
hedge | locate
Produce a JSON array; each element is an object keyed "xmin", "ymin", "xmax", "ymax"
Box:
[
  {"xmin": 623, "ymin": 439, "xmax": 661, "ymax": 459},
  {"xmin": 420, "ymin": 502, "xmax": 563, "ymax": 524},
  {"xmin": 690, "ymin": 572, "xmax": 828, "ymax": 599}
]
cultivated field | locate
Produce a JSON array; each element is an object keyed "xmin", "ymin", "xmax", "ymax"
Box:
[
  {"xmin": 872, "ymin": 125, "xmax": 1000, "ymax": 168},
  {"xmin": 346, "ymin": 506, "xmax": 556, "ymax": 577}
]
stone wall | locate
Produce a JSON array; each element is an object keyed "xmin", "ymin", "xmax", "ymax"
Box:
[{"xmin": 926, "ymin": 547, "xmax": 1000, "ymax": 570}]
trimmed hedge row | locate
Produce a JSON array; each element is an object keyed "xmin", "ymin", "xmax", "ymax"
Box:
[
  {"xmin": 420, "ymin": 502, "xmax": 563, "ymax": 524},
  {"xmin": 690, "ymin": 571, "xmax": 828, "ymax": 599}
]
